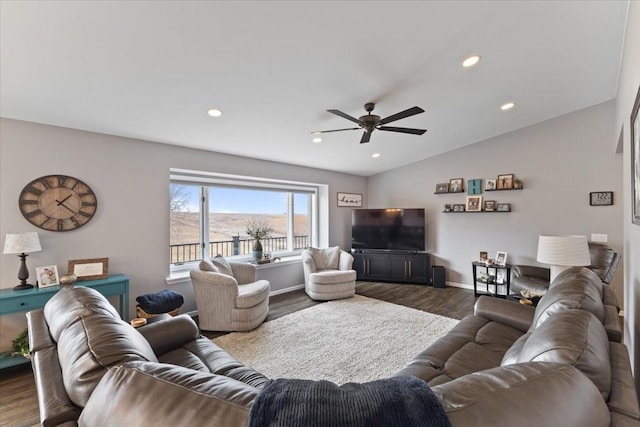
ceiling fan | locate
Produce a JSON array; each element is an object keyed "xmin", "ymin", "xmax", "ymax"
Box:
[{"xmin": 312, "ymin": 102, "xmax": 427, "ymax": 144}]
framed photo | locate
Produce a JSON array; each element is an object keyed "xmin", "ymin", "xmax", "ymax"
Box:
[
  {"xmin": 496, "ymin": 174, "xmax": 514, "ymax": 190},
  {"xmin": 484, "ymin": 200, "xmax": 496, "ymax": 211},
  {"xmin": 435, "ymin": 183, "xmax": 449, "ymax": 193},
  {"xmin": 449, "ymin": 178, "xmax": 464, "ymax": 193},
  {"xmin": 631, "ymin": 84, "xmax": 640, "ymax": 225},
  {"xmin": 444, "ymin": 204, "xmax": 452, "ymax": 212},
  {"xmin": 337, "ymin": 192, "xmax": 362, "ymax": 207},
  {"xmin": 485, "ymin": 179, "xmax": 496, "ymax": 191},
  {"xmin": 466, "ymin": 195, "xmax": 483, "ymax": 212},
  {"xmin": 479, "ymin": 251, "xmax": 488, "ymax": 262},
  {"xmin": 36, "ymin": 265, "xmax": 59, "ymax": 288},
  {"xmin": 68, "ymin": 258, "xmax": 109, "ymax": 281},
  {"xmin": 496, "ymin": 270, "xmax": 505, "ymax": 284},
  {"xmin": 494, "ymin": 251, "xmax": 508, "ymax": 266},
  {"xmin": 453, "ymin": 204, "xmax": 465, "ymax": 212},
  {"xmin": 590, "ymin": 191, "xmax": 613, "ymax": 206},
  {"xmin": 496, "ymin": 203, "xmax": 511, "ymax": 212}
]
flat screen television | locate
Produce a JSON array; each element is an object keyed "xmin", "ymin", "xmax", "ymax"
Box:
[{"xmin": 351, "ymin": 208, "xmax": 425, "ymax": 252}]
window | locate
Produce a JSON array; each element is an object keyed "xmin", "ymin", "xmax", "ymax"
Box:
[{"xmin": 169, "ymin": 170, "xmax": 318, "ymax": 268}]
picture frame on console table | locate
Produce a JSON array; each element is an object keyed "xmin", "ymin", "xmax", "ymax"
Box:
[
  {"xmin": 36, "ymin": 265, "xmax": 60, "ymax": 288},
  {"xmin": 68, "ymin": 257, "xmax": 109, "ymax": 281},
  {"xmin": 631, "ymin": 84, "xmax": 640, "ymax": 225}
]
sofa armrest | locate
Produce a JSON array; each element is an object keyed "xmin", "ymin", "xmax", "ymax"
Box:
[
  {"xmin": 473, "ymin": 296, "xmax": 534, "ymax": 333},
  {"xmin": 80, "ymin": 362, "xmax": 258, "ymax": 427},
  {"xmin": 512, "ymin": 265, "xmax": 550, "ymax": 280},
  {"xmin": 230, "ymin": 262, "xmax": 257, "ymax": 285},
  {"xmin": 338, "ymin": 250, "xmax": 354, "ymax": 271},
  {"xmin": 603, "ymin": 305, "xmax": 623, "ymax": 343},
  {"xmin": 433, "ymin": 362, "xmax": 610, "ymax": 427},
  {"xmin": 608, "ymin": 342, "xmax": 640, "ymax": 420},
  {"xmin": 137, "ymin": 314, "xmax": 201, "ymax": 356},
  {"xmin": 604, "ymin": 285, "xmax": 620, "ymax": 312},
  {"xmin": 26, "ymin": 310, "xmax": 81, "ymax": 427}
]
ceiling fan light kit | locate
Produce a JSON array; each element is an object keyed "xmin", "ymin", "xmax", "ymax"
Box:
[{"xmin": 313, "ymin": 102, "xmax": 427, "ymax": 144}]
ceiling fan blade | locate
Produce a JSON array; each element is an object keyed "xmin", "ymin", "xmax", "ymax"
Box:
[
  {"xmin": 327, "ymin": 109, "xmax": 362, "ymax": 125},
  {"xmin": 378, "ymin": 126, "xmax": 427, "ymax": 135},
  {"xmin": 378, "ymin": 106, "xmax": 424, "ymax": 125},
  {"xmin": 311, "ymin": 127, "xmax": 360, "ymax": 134},
  {"xmin": 360, "ymin": 130, "xmax": 373, "ymax": 144}
]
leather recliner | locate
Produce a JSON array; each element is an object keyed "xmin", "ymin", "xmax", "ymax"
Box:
[{"xmin": 511, "ymin": 242, "xmax": 621, "ymax": 295}]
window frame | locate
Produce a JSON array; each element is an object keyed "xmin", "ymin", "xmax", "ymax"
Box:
[{"xmin": 169, "ymin": 169, "xmax": 319, "ymax": 274}]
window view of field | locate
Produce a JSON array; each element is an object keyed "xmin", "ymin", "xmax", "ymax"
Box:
[{"xmin": 169, "ymin": 184, "xmax": 311, "ymax": 263}]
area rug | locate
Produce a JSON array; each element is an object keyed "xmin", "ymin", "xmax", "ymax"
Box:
[{"xmin": 213, "ymin": 295, "xmax": 459, "ymax": 384}]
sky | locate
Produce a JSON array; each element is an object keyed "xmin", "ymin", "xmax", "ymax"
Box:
[{"xmin": 173, "ymin": 184, "xmax": 308, "ymax": 214}]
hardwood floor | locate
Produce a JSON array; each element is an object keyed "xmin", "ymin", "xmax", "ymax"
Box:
[{"xmin": 0, "ymin": 282, "xmax": 474, "ymax": 426}]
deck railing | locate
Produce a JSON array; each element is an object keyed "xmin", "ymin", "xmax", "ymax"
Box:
[{"xmin": 170, "ymin": 235, "xmax": 309, "ymax": 264}]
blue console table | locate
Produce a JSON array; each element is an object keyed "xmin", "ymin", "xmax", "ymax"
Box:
[{"xmin": 0, "ymin": 274, "xmax": 129, "ymax": 369}]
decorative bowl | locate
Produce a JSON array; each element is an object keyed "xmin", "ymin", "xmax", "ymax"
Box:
[{"xmin": 59, "ymin": 274, "xmax": 77, "ymax": 286}]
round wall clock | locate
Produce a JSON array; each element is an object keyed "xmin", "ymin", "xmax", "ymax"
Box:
[{"xmin": 19, "ymin": 175, "xmax": 98, "ymax": 232}]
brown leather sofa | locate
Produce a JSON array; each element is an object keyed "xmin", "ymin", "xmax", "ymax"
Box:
[
  {"xmin": 511, "ymin": 242, "xmax": 622, "ymax": 295},
  {"xmin": 28, "ymin": 269, "xmax": 640, "ymax": 426}
]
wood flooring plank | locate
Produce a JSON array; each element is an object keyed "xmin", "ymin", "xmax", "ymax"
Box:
[{"xmin": 0, "ymin": 282, "xmax": 474, "ymax": 425}]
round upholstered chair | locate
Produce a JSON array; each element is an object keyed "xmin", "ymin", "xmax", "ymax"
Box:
[{"xmin": 301, "ymin": 247, "xmax": 356, "ymax": 300}]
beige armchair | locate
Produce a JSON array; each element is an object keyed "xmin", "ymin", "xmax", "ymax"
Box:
[
  {"xmin": 190, "ymin": 257, "xmax": 270, "ymax": 331},
  {"xmin": 302, "ymin": 247, "xmax": 356, "ymax": 300}
]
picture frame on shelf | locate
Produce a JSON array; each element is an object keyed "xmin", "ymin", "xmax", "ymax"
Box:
[
  {"xmin": 435, "ymin": 183, "xmax": 449, "ymax": 193},
  {"xmin": 453, "ymin": 204, "xmax": 465, "ymax": 212},
  {"xmin": 631, "ymin": 84, "xmax": 640, "ymax": 225},
  {"xmin": 68, "ymin": 257, "xmax": 109, "ymax": 281},
  {"xmin": 467, "ymin": 179, "xmax": 482, "ymax": 195},
  {"xmin": 479, "ymin": 251, "xmax": 488, "ymax": 262},
  {"xmin": 466, "ymin": 195, "xmax": 482, "ymax": 212},
  {"xmin": 496, "ymin": 203, "xmax": 511, "ymax": 212},
  {"xmin": 496, "ymin": 174, "xmax": 514, "ymax": 190},
  {"xmin": 35, "ymin": 265, "xmax": 59, "ymax": 288},
  {"xmin": 485, "ymin": 179, "xmax": 496, "ymax": 191},
  {"xmin": 449, "ymin": 178, "xmax": 464, "ymax": 193},
  {"xmin": 484, "ymin": 200, "xmax": 496, "ymax": 211},
  {"xmin": 494, "ymin": 251, "xmax": 508, "ymax": 267},
  {"xmin": 337, "ymin": 192, "xmax": 363, "ymax": 207},
  {"xmin": 444, "ymin": 204, "xmax": 452, "ymax": 212},
  {"xmin": 496, "ymin": 270, "xmax": 505, "ymax": 284}
]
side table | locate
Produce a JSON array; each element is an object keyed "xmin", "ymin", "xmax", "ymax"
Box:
[{"xmin": 472, "ymin": 262, "xmax": 511, "ymax": 298}]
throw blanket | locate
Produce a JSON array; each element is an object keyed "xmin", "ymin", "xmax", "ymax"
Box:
[
  {"xmin": 249, "ymin": 376, "xmax": 450, "ymax": 427},
  {"xmin": 135, "ymin": 290, "xmax": 184, "ymax": 314}
]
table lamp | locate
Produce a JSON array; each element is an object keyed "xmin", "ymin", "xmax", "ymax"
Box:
[
  {"xmin": 536, "ymin": 234, "xmax": 590, "ymax": 283},
  {"xmin": 3, "ymin": 232, "xmax": 42, "ymax": 290}
]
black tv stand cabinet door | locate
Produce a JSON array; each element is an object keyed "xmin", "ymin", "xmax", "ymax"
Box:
[{"xmin": 352, "ymin": 252, "xmax": 430, "ymax": 285}]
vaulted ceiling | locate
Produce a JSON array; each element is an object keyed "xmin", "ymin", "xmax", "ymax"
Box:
[{"xmin": 0, "ymin": 1, "xmax": 629, "ymax": 176}]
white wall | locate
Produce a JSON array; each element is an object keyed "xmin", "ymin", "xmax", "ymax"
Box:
[
  {"xmin": 0, "ymin": 118, "xmax": 366, "ymax": 350},
  {"xmin": 368, "ymin": 101, "xmax": 623, "ymax": 300},
  {"xmin": 613, "ymin": 0, "xmax": 640, "ymax": 396}
]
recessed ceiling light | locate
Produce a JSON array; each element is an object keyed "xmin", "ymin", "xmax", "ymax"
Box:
[
  {"xmin": 372, "ymin": 153, "xmax": 381, "ymax": 158},
  {"xmin": 312, "ymin": 137, "xmax": 322, "ymax": 143},
  {"xmin": 462, "ymin": 55, "xmax": 481, "ymax": 68},
  {"xmin": 500, "ymin": 102, "xmax": 515, "ymax": 111},
  {"xmin": 207, "ymin": 109, "xmax": 223, "ymax": 117}
]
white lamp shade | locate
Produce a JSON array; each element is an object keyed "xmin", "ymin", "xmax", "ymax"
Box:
[
  {"xmin": 536, "ymin": 235, "xmax": 590, "ymax": 266},
  {"xmin": 3, "ymin": 232, "xmax": 42, "ymax": 254}
]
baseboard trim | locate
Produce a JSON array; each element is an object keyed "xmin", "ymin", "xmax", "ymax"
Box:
[
  {"xmin": 270, "ymin": 284, "xmax": 305, "ymax": 296},
  {"xmin": 446, "ymin": 281, "xmax": 473, "ymax": 290}
]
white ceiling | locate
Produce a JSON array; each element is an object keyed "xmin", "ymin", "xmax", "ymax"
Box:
[{"xmin": 0, "ymin": 1, "xmax": 629, "ymax": 176}]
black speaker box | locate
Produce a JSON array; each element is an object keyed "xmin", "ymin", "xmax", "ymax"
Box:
[{"xmin": 432, "ymin": 266, "xmax": 446, "ymax": 288}]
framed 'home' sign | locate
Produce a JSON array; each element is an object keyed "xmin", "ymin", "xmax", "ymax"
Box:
[{"xmin": 337, "ymin": 192, "xmax": 362, "ymax": 207}]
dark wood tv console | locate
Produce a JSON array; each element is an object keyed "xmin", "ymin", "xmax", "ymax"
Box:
[{"xmin": 351, "ymin": 251, "xmax": 430, "ymax": 285}]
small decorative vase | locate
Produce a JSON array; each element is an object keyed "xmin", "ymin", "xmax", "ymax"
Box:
[
  {"xmin": 59, "ymin": 274, "xmax": 77, "ymax": 287},
  {"xmin": 252, "ymin": 239, "xmax": 263, "ymax": 262}
]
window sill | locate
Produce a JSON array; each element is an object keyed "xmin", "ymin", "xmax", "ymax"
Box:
[{"xmin": 165, "ymin": 255, "xmax": 302, "ymax": 285}]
